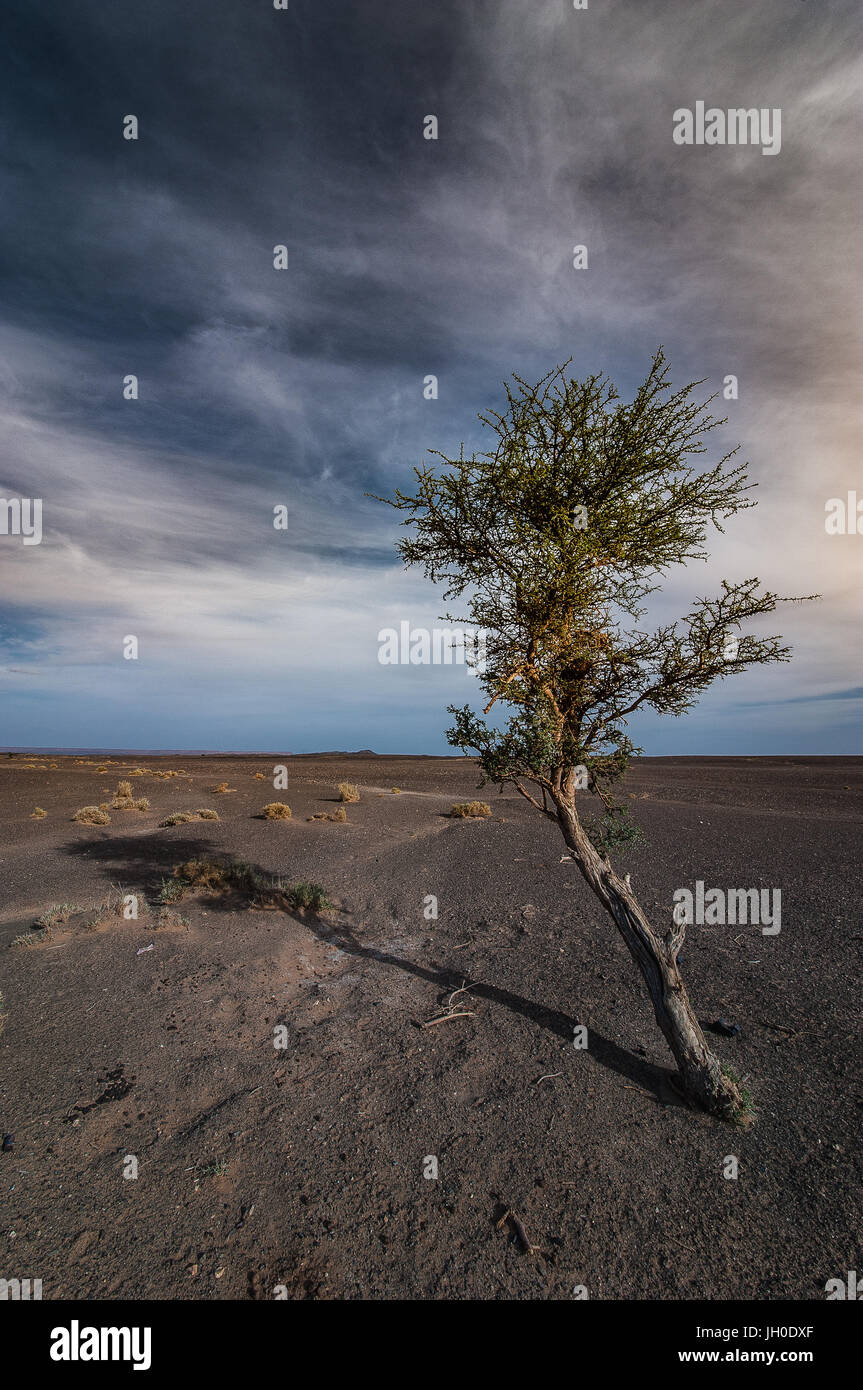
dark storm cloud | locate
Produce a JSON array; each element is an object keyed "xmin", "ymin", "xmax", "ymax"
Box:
[{"xmin": 1, "ymin": 0, "xmax": 861, "ymax": 750}]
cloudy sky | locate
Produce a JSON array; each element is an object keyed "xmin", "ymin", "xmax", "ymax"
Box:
[{"xmin": 1, "ymin": 0, "xmax": 861, "ymax": 753}]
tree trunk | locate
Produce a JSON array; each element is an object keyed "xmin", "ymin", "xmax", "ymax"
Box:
[{"xmin": 554, "ymin": 796, "xmax": 748, "ymax": 1122}]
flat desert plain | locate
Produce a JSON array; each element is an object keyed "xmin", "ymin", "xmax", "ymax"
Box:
[{"xmin": 0, "ymin": 753, "xmax": 860, "ymax": 1300}]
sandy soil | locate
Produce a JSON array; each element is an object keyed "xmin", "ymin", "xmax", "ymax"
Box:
[{"xmin": 0, "ymin": 752, "xmax": 860, "ymax": 1300}]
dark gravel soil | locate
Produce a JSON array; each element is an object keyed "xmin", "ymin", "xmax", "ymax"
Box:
[{"xmin": 0, "ymin": 753, "xmax": 860, "ymax": 1299}]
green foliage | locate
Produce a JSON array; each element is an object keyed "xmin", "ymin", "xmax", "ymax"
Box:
[
  {"xmin": 288, "ymin": 882, "xmax": 332, "ymax": 912},
  {"xmin": 378, "ymin": 350, "xmax": 815, "ymax": 853},
  {"xmin": 582, "ymin": 806, "xmax": 645, "ymax": 855},
  {"xmin": 156, "ymin": 876, "xmax": 187, "ymax": 904},
  {"xmin": 722, "ymin": 1065, "xmax": 756, "ymax": 1125}
]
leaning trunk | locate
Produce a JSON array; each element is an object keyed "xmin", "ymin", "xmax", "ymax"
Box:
[{"xmin": 555, "ymin": 797, "xmax": 747, "ymax": 1122}]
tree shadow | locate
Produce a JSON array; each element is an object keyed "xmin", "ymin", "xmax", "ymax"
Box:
[
  {"xmin": 306, "ymin": 910, "xmax": 686, "ymax": 1105},
  {"xmin": 64, "ymin": 832, "xmax": 224, "ymax": 897},
  {"xmin": 63, "ymin": 834, "xmax": 687, "ymax": 1109}
]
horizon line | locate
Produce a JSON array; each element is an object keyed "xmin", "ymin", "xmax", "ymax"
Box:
[{"xmin": 2, "ymin": 748, "xmax": 861, "ymax": 761}]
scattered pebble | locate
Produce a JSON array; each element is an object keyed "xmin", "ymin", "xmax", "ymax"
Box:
[{"xmin": 714, "ymin": 1018, "xmax": 741, "ymax": 1037}]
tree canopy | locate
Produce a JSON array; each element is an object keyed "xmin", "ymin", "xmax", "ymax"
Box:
[{"xmin": 381, "ymin": 349, "xmax": 810, "ymax": 843}]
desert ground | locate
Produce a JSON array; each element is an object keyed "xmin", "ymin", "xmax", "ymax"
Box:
[{"xmin": 0, "ymin": 752, "xmax": 860, "ymax": 1300}]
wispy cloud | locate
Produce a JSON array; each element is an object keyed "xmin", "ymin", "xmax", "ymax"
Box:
[{"xmin": 1, "ymin": 0, "xmax": 860, "ymax": 750}]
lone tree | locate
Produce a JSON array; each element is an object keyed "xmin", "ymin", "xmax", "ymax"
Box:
[{"xmin": 379, "ymin": 349, "xmax": 813, "ymax": 1123}]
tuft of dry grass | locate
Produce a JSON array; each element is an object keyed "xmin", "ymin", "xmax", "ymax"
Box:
[
  {"xmin": 210, "ymin": 782, "xmax": 235, "ymax": 794},
  {"xmin": 83, "ymin": 885, "xmax": 148, "ymax": 930},
  {"xmin": 261, "ymin": 802, "xmax": 292, "ymax": 820},
  {"xmin": 34, "ymin": 902, "xmax": 80, "ymax": 930},
  {"xmin": 173, "ymin": 858, "xmax": 267, "ymax": 900},
  {"xmin": 72, "ymin": 805, "xmax": 111, "ymax": 825},
  {"xmin": 31, "ymin": 807, "xmax": 47, "ymax": 819},
  {"xmin": 253, "ymin": 772, "xmax": 266, "ymax": 780},
  {"xmin": 337, "ymin": 782, "xmax": 360, "ymax": 803},
  {"xmin": 156, "ymin": 906, "xmax": 190, "ymax": 930},
  {"xmin": 450, "ymin": 801, "xmax": 492, "ymax": 819},
  {"xmin": 110, "ymin": 789, "xmax": 150, "ymax": 810},
  {"xmin": 167, "ymin": 858, "xmax": 333, "ymax": 916},
  {"xmin": 174, "ymin": 860, "xmax": 226, "ymax": 890},
  {"xmin": 159, "ymin": 808, "xmax": 219, "ymax": 827},
  {"xmin": 391, "ymin": 787, "xmax": 402, "ymax": 794}
]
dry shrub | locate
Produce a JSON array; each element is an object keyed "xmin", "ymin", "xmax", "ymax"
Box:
[
  {"xmin": 31, "ymin": 807, "xmax": 47, "ymax": 819},
  {"xmin": 253, "ymin": 773, "xmax": 266, "ymax": 780},
  {"xmin": 288, "ymin": 882, "xmax": 332, "ymax": 912},
  {"xmin": 337, "ymin": 782, "xmax": 360, "ymax": 803},
  {"xmin": 261, "ymin": 802, "xmax": 292, "ymax": 820},
  {"xmin": 175, "ymin": 859, "xmax": 226, "ymax": 889},
  {"xmin": 156, "ymin": 906, "xmax": 190, "ymax": 930},
  {"xmin": 156, "ymin": 876, "xmax": 187, "ymax": 903},
  {"xmin": 450, "ymin": 801, "xmax": 492, "ymax": 819},
  {"xmin": 34, "ymin": 902, "xmax": 80, "ymax": 930},
  {"xmin": 73, "ymin": 805, "xmax": 111, "ymax": 825},
  {"xmin": 210, "ymin": 782, "xmax": 235, "ymax": 794},
  {"xmin": 111, "ymin": 789, "xmax": 149, "ymax": 810},
  {"xmin": 172, "ymin": 859, "xmax": 269, "ymax": 901},
  {"xmin": 391, "ymin": 787, "xmax": 402, "ymax": 794},
  {"xmin": 159, "ymin": 808, "xmax": 219, "ymax": 827}
]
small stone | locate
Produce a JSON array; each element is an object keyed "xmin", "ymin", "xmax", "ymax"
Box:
[{"xmin": 714, "ymin": 1018, "xmax": 741, "ymax": 1037}]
